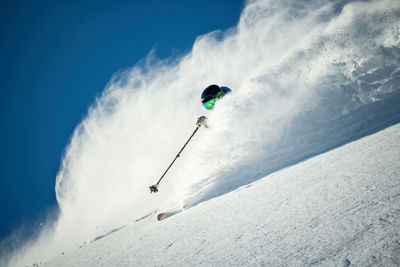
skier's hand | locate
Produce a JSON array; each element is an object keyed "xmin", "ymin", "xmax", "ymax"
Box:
[{"xmin": 196, "ymin": 116, "xmax": 208, "ymax": 128}]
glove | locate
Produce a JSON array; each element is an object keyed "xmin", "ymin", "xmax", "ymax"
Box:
[{"xmin": 196, "ymin": 116, "xmax": 208, "ymax": 128}]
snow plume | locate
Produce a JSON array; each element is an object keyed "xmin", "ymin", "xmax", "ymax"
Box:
[{"xmin": 9, "ymin": 0, "xmax": 400, "ymax": 265}]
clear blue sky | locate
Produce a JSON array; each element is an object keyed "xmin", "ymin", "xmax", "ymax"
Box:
[{"xmin": 0, "ymin": 0, "xmax": 243, "ymax": 240}]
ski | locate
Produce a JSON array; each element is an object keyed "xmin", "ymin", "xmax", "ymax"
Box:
[{"xmin": 157, "ymin": 210, "xmax": 182, "ymax": 221}]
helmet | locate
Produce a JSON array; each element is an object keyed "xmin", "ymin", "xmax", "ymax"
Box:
[{"xmin": 201, "ymin": 84, "xmax": 232, "ymax": 110}]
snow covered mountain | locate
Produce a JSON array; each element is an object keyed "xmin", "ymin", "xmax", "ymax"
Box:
[
  {"xmin": 5, "ymin": 0, "xmax": 400, "ymax": 266},
  {"xmin": 43, "ymin": 122, "xmax": 400, "ymax": 266}
]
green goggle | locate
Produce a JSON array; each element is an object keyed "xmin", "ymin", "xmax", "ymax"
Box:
[
  {"xmin": 203, "ymin": 98, "xmax": 216, "ymax": 110},
  {"xmin": 203, "ymin": 91, "xmax": 225, "ymax": 110}
]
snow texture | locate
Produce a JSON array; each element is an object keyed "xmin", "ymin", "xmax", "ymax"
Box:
[
  {"xmin": 4, "ymin": 0, "xmax": 400, "ymax": 265},
  {"xmin": 43, "ymin": 122, "xmax": 400, "ymax": 266}
]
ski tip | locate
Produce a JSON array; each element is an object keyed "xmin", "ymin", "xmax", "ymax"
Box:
[
  {"xmin": 156, "ymin": 212, "xmax": 168, "ymax": 221},
  {"xmin": 156, "ymin": 210, "xmax": 182, "ymax": 221}
]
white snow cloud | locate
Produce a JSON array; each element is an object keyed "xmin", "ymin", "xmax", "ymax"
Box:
[{"xmin": 9, "ymin": 0, "xmax": 400, "ymax": 265}]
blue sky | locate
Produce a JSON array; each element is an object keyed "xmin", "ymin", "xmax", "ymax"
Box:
[{"xmin": 0, "ymin": 0, "xmax": 243, "ymax": 240}]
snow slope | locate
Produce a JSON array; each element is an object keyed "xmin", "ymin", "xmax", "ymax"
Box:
[
  {"xmin": 5, "ymin": 0, "xmax": 400, "ymax": 265},
  {"xmin": 42, "ymin": 123, "xmax": 400, "ymax": 266}
]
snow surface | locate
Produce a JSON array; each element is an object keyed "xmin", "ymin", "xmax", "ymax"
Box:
[
  {"xmin": 42, "ymin": 123, "xmax": 400, "ymax": 266},
  {"xmin": 4, "ymin": 0, "xmax": 400, "ymax": 265}
]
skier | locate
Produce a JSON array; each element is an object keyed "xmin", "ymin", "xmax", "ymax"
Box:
[
  {"xmin": 201, "ymin": 84, "xmax": 232, "ymax": 110},
  {"xmin": 149, "ymin": 84, "xmax": 231, "ymax": 193}
]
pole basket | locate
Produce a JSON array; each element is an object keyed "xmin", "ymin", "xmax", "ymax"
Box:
[{"xmin": 149, "ymin": 184, "xmax": 159, "ymax": 193}]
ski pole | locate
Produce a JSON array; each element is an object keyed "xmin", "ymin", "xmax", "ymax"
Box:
[{"xmin": 149, "ymin": 116, "xmax": 207, "ymax": 193}]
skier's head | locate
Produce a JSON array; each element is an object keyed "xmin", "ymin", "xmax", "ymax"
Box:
[{"xmin": 201, "ymin": 84, "xmax": 232, "ymax": 110}]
